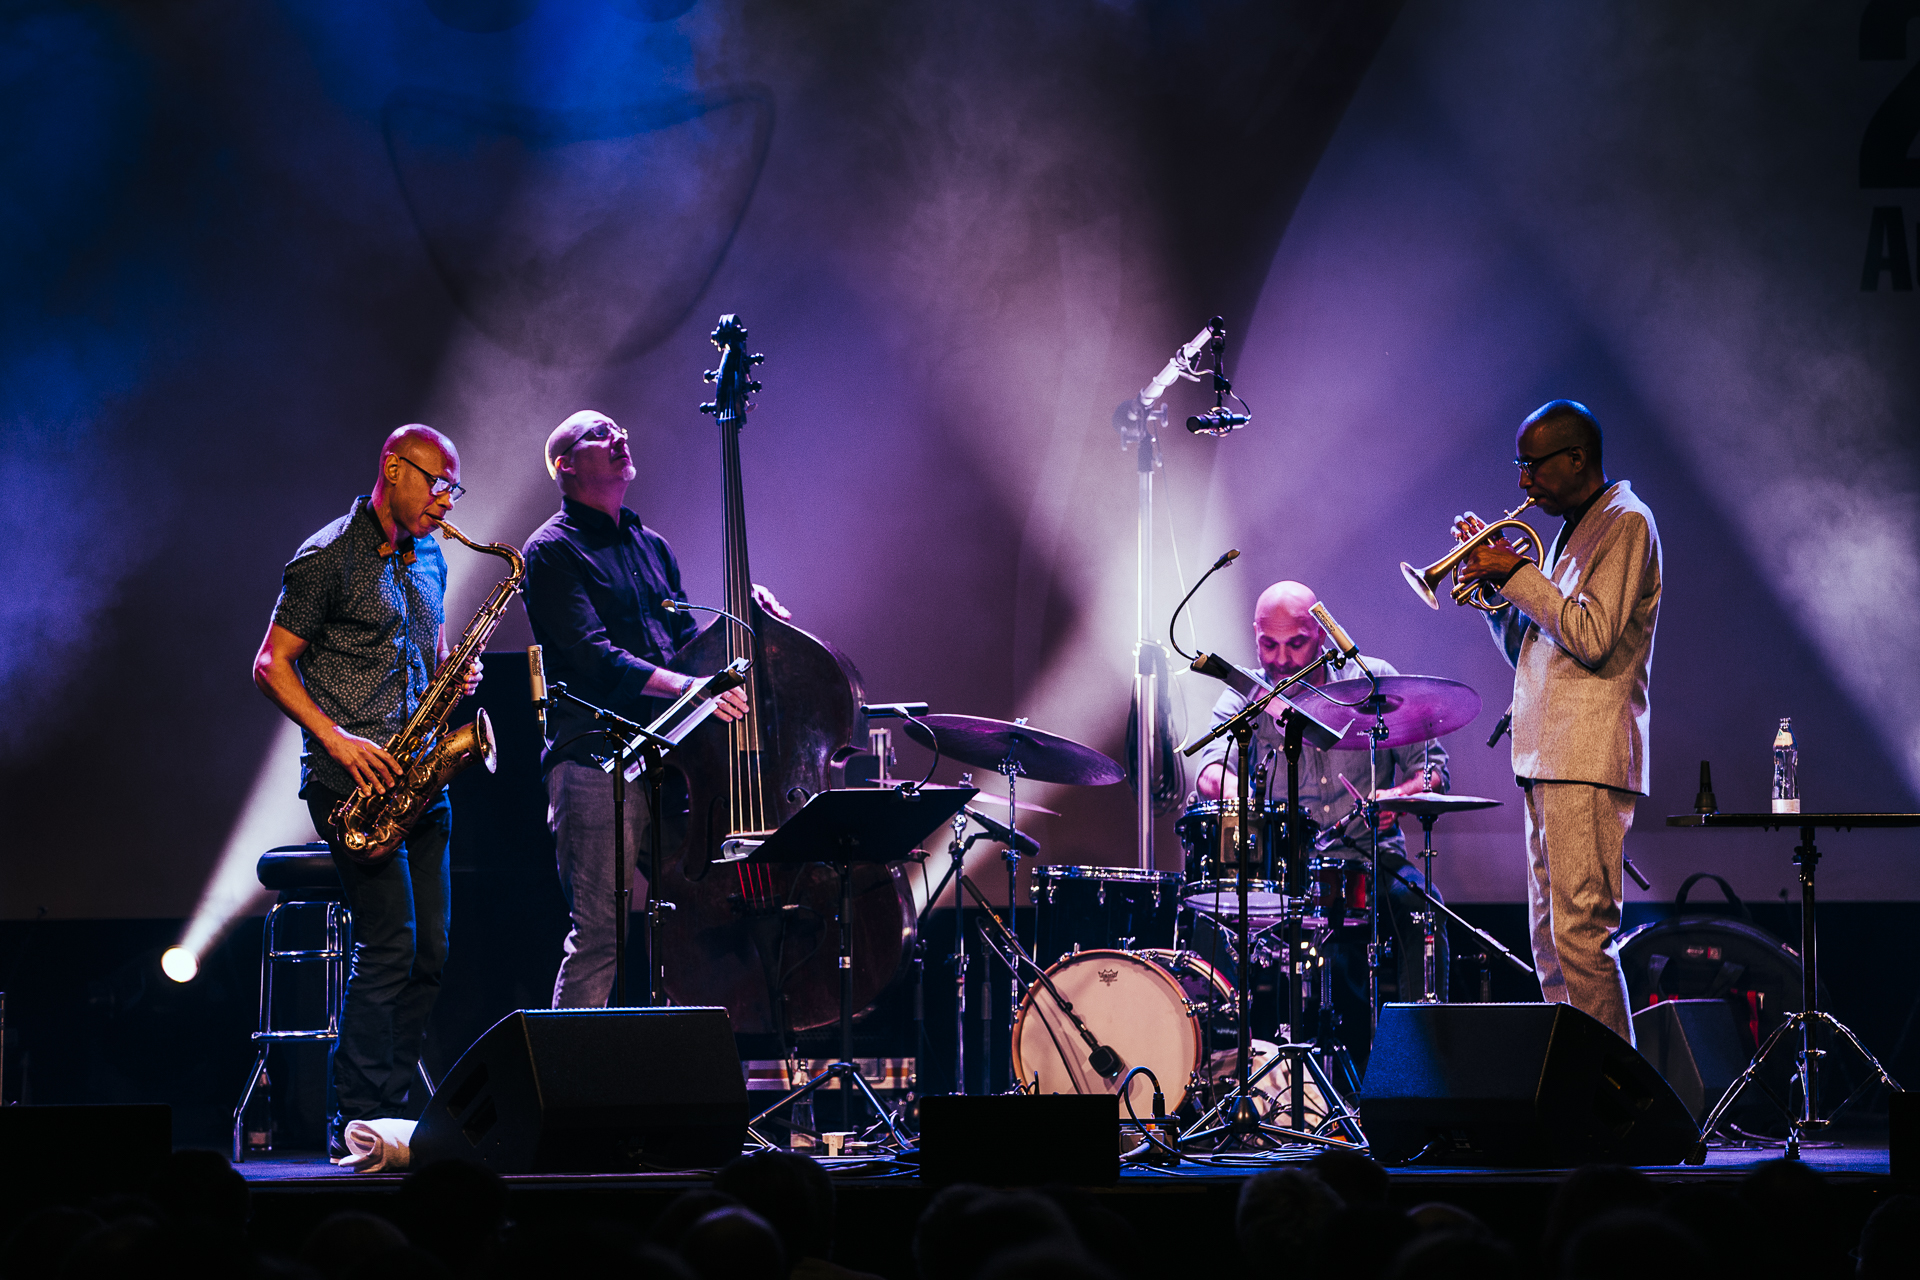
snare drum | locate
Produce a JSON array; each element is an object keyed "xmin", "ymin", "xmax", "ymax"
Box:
[
  {"xmin": 1303, "ymin": 855, "xmax": 1370, "ymax": 927},
  {"xmin": 1175, "ymin": 800, "xmax": 1311, "ymax": 919},
  {"xmin": 1032, "ymin": 865, "xmax": 1182, "ymax": 965},
  {"xmin": 1012, "ymin": 947, "xmax": 1236, "ymax": 1114}
]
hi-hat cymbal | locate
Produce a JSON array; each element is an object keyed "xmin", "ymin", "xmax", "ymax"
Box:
[
  {"xmin": 1373, "ymin": 791, "xmax": 1503, "ymax": 817},
  {"xmin": 902, "ymin": 714, "xmax": 1124, "ymax": 787},
  {"xmin": 1307, "ymin": 676, "xmax": 1482, "ymax": 751}
]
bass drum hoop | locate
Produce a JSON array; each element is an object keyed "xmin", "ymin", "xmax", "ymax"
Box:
[{"xmin": 1010, "ymin": 948, "xmax": 1204, "ymax": 1115}]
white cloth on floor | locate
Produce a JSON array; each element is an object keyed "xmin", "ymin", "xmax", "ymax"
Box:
[{"xmin": 331, "ymin": 1117, "xmax": 417, "ymax": 1172}]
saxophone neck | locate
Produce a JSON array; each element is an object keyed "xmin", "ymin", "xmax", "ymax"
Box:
[{"xmin": 433, "ymin": 517, "xmax": 527, "ymax": 581}]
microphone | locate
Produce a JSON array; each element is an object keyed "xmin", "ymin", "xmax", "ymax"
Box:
[
  {"xmin": 662, "ymin": 597, "xmax": 757, "ymax": 638},
  {"xmin": 701, "ymin": 656, "xmax": 751, "ymax": 699},
  {"xmin": 1487, "ymin": 710, "xmax": 1513, "ymax": 749},
  {"xmin": 862, "ymin": 702, "xmax": 930, "ymax": 720},
  {"xmin": 1308, "ymin": 601, "xmax": 1372, "ymax": 677},
  {"xmin": 963, "ymin": 807, "xmax": 1040, "ymax": 857},
  {"xmin": 527, "ymin": 644, "xmax": 549, "ymax": 738},
  {"xmin": 1167, "ymin": 548, "xmax": 1242, "ymax": 661},
  {"xmin": 1138, "ymin": 319, "xmax": 1221, "ymax": 409},
  {"xmin": 1184, "ymin": 409, "xmax": 1251, "ymax": 436}
]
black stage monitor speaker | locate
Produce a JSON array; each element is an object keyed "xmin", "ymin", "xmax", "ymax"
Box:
[
  {"xmin": 0, "ymin": 1104, "xmax": 170, "ymax": 1202},
  {"xmin": 412, "ymin": 1008, "xmax": 747, "ymax": 1173},
  {"xmin": 1358, "ymin": 1003, "xmax": 1698, "ymax": 1166},
  {"xmin": 918, "ymin": 1094, "xmax": 1119, "ymax": 1186},
  {"xmin": 1631, "ymin": 998, "xmax": 1748, "ymax": 1122}
]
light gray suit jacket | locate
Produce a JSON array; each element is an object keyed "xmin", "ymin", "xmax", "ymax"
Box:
[{"xmin": 1484, "ymin": 481, "xmax": 1661, "ymax": 794}]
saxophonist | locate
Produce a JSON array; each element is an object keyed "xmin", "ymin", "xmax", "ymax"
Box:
[{"xmin": 252, "ymin": 424, "xmax": 483, "ymax": 1158}]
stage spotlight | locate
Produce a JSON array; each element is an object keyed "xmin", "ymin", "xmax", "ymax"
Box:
[{"xmin": 160, "ymin": 946, "xmax": 199, "ymax": 984}]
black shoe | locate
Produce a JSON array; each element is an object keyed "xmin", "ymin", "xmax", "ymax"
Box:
[{"xmin": 327, "ymin": 1117, "xmax": 349, "ymax": 1161}]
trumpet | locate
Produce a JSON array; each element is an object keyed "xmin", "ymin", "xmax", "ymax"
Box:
[{"xmin": 1401, "ymin": 497, "xmax": 1541, "ymax": 612}]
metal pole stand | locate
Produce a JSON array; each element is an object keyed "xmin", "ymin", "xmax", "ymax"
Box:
[
  {"xmin": 1684, "ymin": 824, "xmax": 1903, "ymax": 1163},
  {"xmin": 1177, "ymin": 707, "xmax": 1365, "ymax": 1152}
]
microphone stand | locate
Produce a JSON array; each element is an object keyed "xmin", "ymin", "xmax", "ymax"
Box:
[
  {"xmin": 1114, "ymin": 319, "xmax": 1214, "ymax": 876},
  {"xmin": 1179, "ymin": 650, "xmax": 1366, "ymax": 1149},
  {"xmin": 541, "ymin": 666, "xmax": 745, "ymax": 1007}
]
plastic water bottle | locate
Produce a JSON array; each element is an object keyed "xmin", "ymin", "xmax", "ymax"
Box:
[{"xmin": 1771, "ymin": 718, "xmax": 1799, "ymax": 815}]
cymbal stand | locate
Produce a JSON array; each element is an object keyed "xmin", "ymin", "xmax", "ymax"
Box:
[
  {"xmin": 1362, "ymin": 700, "xmax": 1387, "ymax": 1028},
  {"xmin": 1179, "ymin": 650, "xmax": 1365, "ymax": 1150},
  {"xmin": 998, "ymin": 740, "xmax": 1029, "ymax": 1068},
  {"xmin": 912, "ymin": 812, "xmax": 977, "ymax": 1096}
]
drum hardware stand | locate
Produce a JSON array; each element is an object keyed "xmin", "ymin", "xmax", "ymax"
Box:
[
  {"xmin": 957, "ymin": 872, "xmax": 1128, "ymax": 1090},
  {"xmin": 913, "ymin": 811, "xmax": 983, "ymax": 1097},
  {"xmin": 1180, "ymin": 650, "xmax": 1367, "ymax": 1150},
  {"xmin": 540, "ymin": 661, "xmax": 750, "ymax": 1007},
  {"xmin": 1666, "ymin": 813, "xmax": 1916, "ymax": 1163},
  {"xmin": 997, "ymin": 741, "xmax": 1029, "ymax": 1066},
  {"xmin": 740, "ymin": 785, "xmax": 974, "ymax": 1152},
  {"xmin": 1397, "ymin": 812, "xmax": 1535, "ymax": 1000}
]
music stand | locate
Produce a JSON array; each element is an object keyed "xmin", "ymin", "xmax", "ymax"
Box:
[
  {"xmin": 1666, "ymin": 811, "xmax": 1918, "ymax": 1161},
  {"xmin": 742, "ymin": 785, "xmax": 976, "ymax": 1152}
]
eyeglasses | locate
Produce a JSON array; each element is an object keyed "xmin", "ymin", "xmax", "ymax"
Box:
[
  {"xmin": 1514, "ymin": 444, "xmax": 1578, "ymax": 476},
  {"xmin": 396, "ymin": 454, "xmax": 466, "ymax": 501},
  {"xmin": 566, "ymin": 421, "xmax": 628, "ymax": 452}
]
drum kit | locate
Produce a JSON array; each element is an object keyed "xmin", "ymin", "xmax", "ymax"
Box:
[{"xmin": 898, "ymin": 668, "xmax": 1519, "ymax": 1155}]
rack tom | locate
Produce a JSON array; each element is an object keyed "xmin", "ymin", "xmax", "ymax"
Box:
[
  {"xmin": 1032, "ymin": 865, "xmax": 1182, "ymax": 965},
  {"xmin": 1175, "ymin": 799, "xmax": 1312, "ymax": 919}
]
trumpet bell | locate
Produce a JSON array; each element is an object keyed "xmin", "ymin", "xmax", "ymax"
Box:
[{"xmin": 1400, "ymin": 560, "xmax": 1444, "ymax": 610}]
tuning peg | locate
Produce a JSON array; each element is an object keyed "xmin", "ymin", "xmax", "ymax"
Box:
[
  {"xmin": 747, "ymin": 381, "xmax": 762, "ymax": 393},
  {"xmin": 703, "ymin": 369, "xmax": 718, "ymax": 383},
  {"xmin": 698, "ymin": 401, "xmax": 718, "ymax": 415},
  {"xmin": 750, "ymin": 353, "xmax": 765, "ymax": 366}
]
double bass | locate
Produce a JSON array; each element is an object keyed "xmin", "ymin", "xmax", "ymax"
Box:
[{"xmin": 657, "ymin": 315, "xmax": 914, "ymax": 1036}]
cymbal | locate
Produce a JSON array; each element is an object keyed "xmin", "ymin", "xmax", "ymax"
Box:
[
  {"xmin": 967, "ymin": 790, "xmax": 1061, "ymax": 817},
  {"xmin": 902, "ymin": 714, "xmax": 1124, "ymax": 787},
  {"xmin": 869, "ymin": 780, "xmax": 1058, "ymax": 815},
  {"xmin": 1308, "ymin": 676, "xmax": 1482, "ymax": 751},
  {"xmin": 1373, "ymin": 791, "xmax": 1503, "ymax": 817}
]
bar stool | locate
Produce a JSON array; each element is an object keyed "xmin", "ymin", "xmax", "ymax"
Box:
[{"xmin": 232, "ymin": 842, "xmax": 349, "ymax": 1161}]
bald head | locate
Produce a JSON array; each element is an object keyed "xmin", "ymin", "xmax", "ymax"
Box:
[
  {"xmin": 1252, "ymin": 581, "xmax": 1325, "ymax": 683},
  {"xmin": 371, "ymin": 423, "xmax": 461, "ymax": 541},
  {"xmin": 1255, "ymin": 581, "xmax": 1317, "ymax": 627},
  {"xmin": 381, "ymin": 423, "xmax": 458, "ymax": 474}
]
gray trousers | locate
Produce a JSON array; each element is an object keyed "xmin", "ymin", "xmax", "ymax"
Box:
[
  {"xmin": 1522, "ymin": 779, "xmax": 1636, "ymax": 1044},
  {"xmin": 547, "ymin": 760, "xmax": 653, "ymax": 1008}
]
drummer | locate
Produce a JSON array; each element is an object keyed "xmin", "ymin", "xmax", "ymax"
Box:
[{"xmin": 1193, "ymin": 580, "xmax": 1449, "ymax": 1060}]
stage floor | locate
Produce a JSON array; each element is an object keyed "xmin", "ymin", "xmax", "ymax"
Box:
[{"xmin": 231, "ymin": 1137, "xmax": 1891, "ymax": 1186}]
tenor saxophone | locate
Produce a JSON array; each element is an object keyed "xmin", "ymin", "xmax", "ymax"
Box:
[{"xmin": 332, "ymin": 518, "xmax": 527, "ymax": 867}]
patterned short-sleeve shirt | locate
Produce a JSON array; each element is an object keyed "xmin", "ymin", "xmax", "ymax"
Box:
[{"xmin": 271, "ymin": 495, "xmax": 447, "ymax": 797}]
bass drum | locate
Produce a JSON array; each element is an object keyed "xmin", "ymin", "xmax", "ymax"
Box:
[{"xmin": 1011, "ymin": 948, "xmax": 1235, "ymax": 1116}]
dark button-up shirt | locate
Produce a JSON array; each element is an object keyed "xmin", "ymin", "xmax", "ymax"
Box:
[
  {"xmin": 1192, "ymin": 654, "xmax": 1450, "ymax": 854},
  {"xmin": 271, "ymin": 495, "xmax": 447, "ymax": 797},
  {"xmin": 522, "ymin": 498, "xmax": 700, "ymax": 773}
]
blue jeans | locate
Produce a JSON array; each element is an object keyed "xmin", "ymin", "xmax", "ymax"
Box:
[{"xmin": 306, "ymin": 784, "xmax": 452, "ymax": 1124}]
